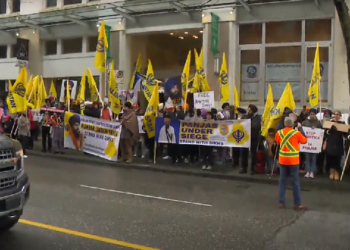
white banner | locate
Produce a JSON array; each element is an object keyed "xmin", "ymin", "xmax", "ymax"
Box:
[
  {"xmin": 300, "ymin": 127, "xmax": 324, "ymax": 153},
  {"xmin": 138, "ymin": 116, "xmax": 145, "ymax": 134},
  {"xmin": 64, "ymin": 112, "xmax": 121, "ymax": 161},
  {"xmin": 155, "ymin": 118, "xmax": 251, "ymax": 148}
]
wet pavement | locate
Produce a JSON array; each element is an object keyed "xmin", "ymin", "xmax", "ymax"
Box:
[{"xmin": 1, "ymin": 155, "xmax": 350, "ymax": 250}]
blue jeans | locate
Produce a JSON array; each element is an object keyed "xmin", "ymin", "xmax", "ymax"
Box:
[
  {"xmin": 305, "ymin": 153, "xmax": 317, "ymax": 173},
  {"xmin": 278, "ymin": 165, "xmax": 301, "ymax": 206},
  {"xmin": 265, "ymin": 155, "xmax": 273, "ymax": 174}
]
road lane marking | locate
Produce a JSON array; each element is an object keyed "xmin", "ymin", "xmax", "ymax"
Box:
[
  {"xmin": 79, "ymin": 184, "xmax": 212, "ymax": 207},
  {"xmin": 19, "ymin": 219, "xmax": 162, "ymax": 250}
]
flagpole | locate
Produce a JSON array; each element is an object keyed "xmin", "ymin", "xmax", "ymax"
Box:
[{"xmin": 184, "ymin": 78, "xmax": 189, "ymax": 112}]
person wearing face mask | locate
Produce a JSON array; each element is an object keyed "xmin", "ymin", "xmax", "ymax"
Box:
[
  {"xmin": 240, "ymin": 104, "xmax": 261, "ymax": 174},
  {"xmin": 323, "ymin": 110, "xmax": 348, "ymax": 180},
  {"xmin": 316, "ymin": 109, "xmax": 332, "ymax": 175},
  {"xmin": 302, "ymin": 108, "xmax": 322, "ymax": 179}
]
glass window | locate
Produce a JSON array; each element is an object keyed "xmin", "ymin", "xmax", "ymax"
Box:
[
  {"xmin": 265, "ymin": 46, "xmax": 301, "ymax": 101},
  {"xmin": 63, "ymin": 0, "xmax": 81, "ymax": 5},
  {"xmin": 0, "ymin": 0, "xmax": 6, "ymax": 14},
  {"xmin": 62, "ymin": 38, "xmax": 82, "ymax": 54},
  {"xmin": 87, "ymin": 36, "xmax": 98, "ymax": 52},
  {"xmin": 46, "ymin": 0, "xmax": 57, "ymax": 7},
  {"xmin": 45, "ymin": 40, "xmax": 57, "ymax": 55},
  {"xmin": 0, "ymin": 46, "xmax": 7, "ymax": 59},
  {"xmin": 11, "ymin": 0, "xmax": 20, "ymax": 13},
  {"xmin": 240, "ymin": 50, "xmax": 259, "ymax": 101},
  {"xmin": 305, "ymin": 19, "xmax": 331, "ymax": 41},
  {"xmin": 239, "ymin": 23, "xmax": 262, "ymax": 45},
  {"xmin": 266, "ymin": 21, "xmax": 302, "ymax": 43},
  {"xmin": 306, "ymin": 47, "xmax": 329, "ymax": 102}
]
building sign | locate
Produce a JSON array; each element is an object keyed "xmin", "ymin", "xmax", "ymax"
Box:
[{"xmin": 15, "ymin": 38, "xmax": 29, "ymax": 68}]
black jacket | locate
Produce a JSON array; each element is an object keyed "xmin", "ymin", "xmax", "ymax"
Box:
[
  {"xmin": 243, "ymin": 113, "xmax": 262, "ymax": 143},
  {"xmin": 324, "ymin": 120, "xmax": 348, "ymax": 156}
]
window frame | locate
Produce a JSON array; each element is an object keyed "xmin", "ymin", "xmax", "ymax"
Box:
[
  {"xmin": 61, "ymin": 37, "xmax": 83, "ymax": 54},
  {"xmin": 46, "ymin": 0, "xmax": 57, "ymax": 8},
  {"xmin": 237, "ymin": 18, "xmax": 334, "ymax": 106},
  {"xmin": 44, "ymin": 40, "xmax": 58, "ymax": 56}
]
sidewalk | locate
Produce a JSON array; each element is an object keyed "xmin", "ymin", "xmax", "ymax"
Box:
[{"xmin": 28, "ymin": 141, "xmax": 350, "ymax": 192}]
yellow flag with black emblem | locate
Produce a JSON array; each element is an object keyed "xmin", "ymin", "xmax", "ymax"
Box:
[
  {"xmin": 6, "ymin": 66, "xmax": 27, "ymax": 113},
  {"xmin": 227, "ymin": 121, "xmax": 250, "ymax": 146},
  {"xmin": 87, "ymin": 69, "xmax": 100, "ymax": 102},
  {"xmin": 219, "ymin": 52, "xmax": 229, "ymax": 103},
  {"xmin": 143, "ymin": 60, "xmax": 156, "ymax": 101},
  {"xmin": 94, "ymin": 20, "xmax": 109, "ymax": 73},
  {"xmin": 109, "ymin": 61, "xmax": 121, "ymax": 115}
]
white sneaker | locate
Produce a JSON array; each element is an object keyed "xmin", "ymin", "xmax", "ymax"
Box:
[
  {"xmin": 304, "ymin": 172, "xmax": 310, "ymax": 178},
  {"xmin": 184, "ymin": 158, "xmax": 189, "ymax": 163},
  {"xmin": 163, "ymin": 155, "xmax": 170, "ymax": 160},
  {"xmin": 23, "ymin": 155, "xmax": 28, "ymax": 158},
  {"xmin": 202, "ymin": 165, "xmax": 207, "ymax": 170},
  {"xmin": 309, "ymin": 172, "xmax": 314, "ymax": 179},
  {"xmin": 207, "ymin": 166, "xmax": 212, "ymax": 170},
  {"xmin": 141, "ymin": 155, "xmax": 145, "ymax": 158}
]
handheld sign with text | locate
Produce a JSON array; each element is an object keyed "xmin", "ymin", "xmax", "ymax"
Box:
[
  {"xmin": 193, "ymin": 91, "xmax": 214, "ymax": 110},
  {"xmin": 300, "ymin": 127, "xmax": 324, "ymax": 153}
]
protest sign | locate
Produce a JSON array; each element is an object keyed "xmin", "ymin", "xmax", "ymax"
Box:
[
  {"xmin": 64, "ymin": 112, "xmax": 121, "ymax": 161},
  {"xmin": 193, "ymin": 91, "xmax": 214, "ymax": 110},
  {"xmin": 137, "ymin": 116, "xmax": 145, "ymax": 134},
  {"xmin": 155, "ymin": 117, "xmax": 251, "ymax": 148},
  {"xmin": 300, "ymin": 127, "xmax": 324, "ymax": 153}
]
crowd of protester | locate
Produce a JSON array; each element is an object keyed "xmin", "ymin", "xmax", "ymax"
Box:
[{"xmin": 0, "ymin": 95, "xmax": 349, "ymax": 181}]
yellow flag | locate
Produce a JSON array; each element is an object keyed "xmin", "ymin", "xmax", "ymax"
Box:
[
  {"xmin": 94, "ymin": 20, "xmax": 109, "ymax": 73},
  {"xmin": 143, "ymin": 60, "xmax": 157, "ymax": 101},
  {"xmin": 30, "ymin": 76, "xmax": 39, "ymax": 107},
  {"xmin": 87, "ymin": 69, "xmax": 99, "ymax": 102},
  {"xmin": 129, "ymin": 53, "xmax": 142, "ymax": 90},
  {"xmin": 198, "ymin": 49, "xmax": 211, "ymax": 91},
  {"xmin": 308, "ymin": 43, "xmax": 321, "ymax": 107},
  {"xmin": 26, "ymin": 75, "xmax": 33, "ymax": 99},
  {"xmin": 234, "ymin": 86, "xmax": 239, "ymax": 109},
  {"xmin": 143, "ymin": 82, "xmax": 159, "ymax": 138},
  {"xmin": 41, "ymin": 77, "xmax": 47, "ymax": 101},
  {"xmin": 35, "ymin": 77, "xmax": 43, "ymax": 109},
  {"xmin": 261, "ymin": 84, "xmax": 274, "ymax": 136},
  {"xmin": 109, "ymin": 61, "xmax": 121, "ymax": 114},
  {"xmin": 6, "ymin": 67, "xmax": 27, "ymax": 113},
  {"xmin": 219, "ymin": 52, "xmax": 229, "ymax": 103},
  {"xmin": 190, "ymin": 49, "xmax": 200, "ymax": 93},
  {"xmin": 49, "ymin": 80, "xmax": 57, "ymax": 99},
  {"xmin": 79, "ymin": 69, "xmax": 86, "ymax": 114},
  {"xmin": 272, "ymin": 83, "xmax": 295, "ymax": 120},
  {"xmin": 182, "ymin": 51, "xmax": 191, "ymax": 96},
  {"xmin": 66, "ymin": 79, "xmax": 70, "ymax": 108}
]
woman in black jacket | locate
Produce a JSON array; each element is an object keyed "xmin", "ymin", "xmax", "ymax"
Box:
[{"xmin": 324, "ymin": 110, "xmax": 349, "ymax": 180}]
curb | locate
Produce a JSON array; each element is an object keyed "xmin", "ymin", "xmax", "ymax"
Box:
[{"xmin": 28, "ymin": 150, "xmax": 350, "ymax": 193}]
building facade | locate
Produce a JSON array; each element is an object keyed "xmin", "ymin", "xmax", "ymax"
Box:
[{"xmin": 0, "ymin": 0, "xmax": 348, "ymax": 110}]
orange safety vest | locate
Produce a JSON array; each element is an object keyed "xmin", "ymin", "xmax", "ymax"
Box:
[{"xmin": 275, "ymin": 127, "xmax": 307, "ymax": 166}]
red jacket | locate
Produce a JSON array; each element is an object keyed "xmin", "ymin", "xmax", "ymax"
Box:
[{"xmin": 29, "ymin": 110, "xmax": 36, "ymax": 129}]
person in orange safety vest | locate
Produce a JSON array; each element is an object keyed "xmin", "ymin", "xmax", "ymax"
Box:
[{"xmin": 275, "ymin": 116, "xmax": 307, "ymax": 211}]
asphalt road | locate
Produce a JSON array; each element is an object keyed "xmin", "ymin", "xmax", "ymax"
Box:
[{"xmin": 1, "ymin": 156, "xmax": 350, "ymax": 250}]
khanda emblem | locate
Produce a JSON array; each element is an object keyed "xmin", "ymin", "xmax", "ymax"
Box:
[
  {"xmin": 79, "ymin": 99, "xmax": 85, "ymax": 110},
  {"xmin": 232, "ymin": 129, "xmax": 245, "ymax": 143},
  {"xmin": 14, "ymin": 83, "xmax": 26, "ymax": 98},
  {"xmin": 146, "ymin": 73, "xmax": 157, "ymax": 86},
  {"xmin": 220, "ymin": 70, "xmax": 228, "ymax": 85},
  {"xmin": 96, "ymin": 39, "xmax": 105, "ymax": 53},
  {"xmin": 198, "ymin": 68, "xmax": 206, "ymax": 79}
]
